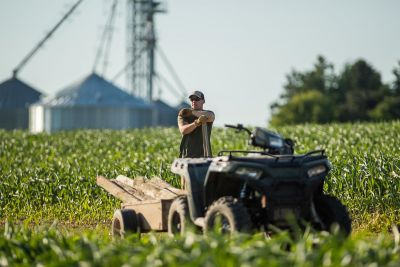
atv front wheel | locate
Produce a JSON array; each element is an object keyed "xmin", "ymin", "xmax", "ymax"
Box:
[
  {"xmin": 204, "ymin": 196, "xmax": 252, "ymax": 234},
  {"xmin": 314, "ymin": 194, "xmax": 351, "ymax": 235},
  {"xmin": 168, "ymin": 196, "xmax": 190, "ymax": 236},
  {"xmin": 112, "ymin": 209, "xmax": 138, "ymax": 239}
]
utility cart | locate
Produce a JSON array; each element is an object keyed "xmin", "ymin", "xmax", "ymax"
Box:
[{"xmin": 97, "ymin": 175, "xmax": 186, "ymax": 237}]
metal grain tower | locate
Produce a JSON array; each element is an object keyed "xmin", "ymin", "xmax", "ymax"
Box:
[{"xmin": 126, "ymin": 0, "xmax": 165, "ymax": 102}]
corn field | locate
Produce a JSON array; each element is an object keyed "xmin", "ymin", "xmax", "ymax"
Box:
[{"xmin": 0, "ymin": 122, "xmax": 399, "ymax": 266}]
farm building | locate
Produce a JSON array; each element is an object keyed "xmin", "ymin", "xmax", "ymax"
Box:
[
  {"xmin": 175, "ymin": 101, "xmax": 190, "ymax": 111},
  {"xmin": 153, "ymin": 100, "xmax": 179, "ymax": 126},
  {"xmin": 0, "ymin": 76, "xmax": 42, "ymax": 130},
  {"xmin": 29, "ymin": 73, "xmax": 155, "ymax": 133}
]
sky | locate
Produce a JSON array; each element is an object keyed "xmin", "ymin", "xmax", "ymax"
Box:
[{"xmin": 0, "ymin": 0, "xmax": 399, "ymax": 126}]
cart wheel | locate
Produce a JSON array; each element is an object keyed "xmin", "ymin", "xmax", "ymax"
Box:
[
  {"xmin": 168, "ymin": 196, "xmax": 190, "ymax": 236},
  {"xmin": 112, "ymin": 209, "xmax": 138, "ymax": 239}
]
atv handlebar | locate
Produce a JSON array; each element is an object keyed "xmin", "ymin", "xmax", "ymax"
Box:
[
  {"xmin": 225, "ymin": 123, "xmax": 295, "ymax": 155},
  {"xmin": 224, "ymin": 124, "xmax": 252, "ymax": 135}
]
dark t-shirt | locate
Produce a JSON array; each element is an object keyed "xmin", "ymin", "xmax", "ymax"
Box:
[{"xmin": 178, "ymin": 113, "xmax": 213, "ymax": 158}]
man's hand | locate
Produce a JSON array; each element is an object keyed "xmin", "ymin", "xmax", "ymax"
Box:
[
  {"xmin": 178, "ymin": 108, "xmax": 192, "ymax": 117},
  {"xmin": 195, "ymin": 115, "xmax": 208, "ymax": 126}
]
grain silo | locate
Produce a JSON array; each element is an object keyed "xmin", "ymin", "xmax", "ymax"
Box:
[
  {"xmin": 153, "ymin": 100, "xmax": 179, "ymax": 126},
  {"xmin": 30, "ymin": 73, "xmax": 155, "ymax": 133},
  {"xmin": 0, "ymin": 76, "xmax": 42, "ymax": 130},
  {"xmin": 175, "ymin": 101, "xmax": 190, "ymax": 111}
]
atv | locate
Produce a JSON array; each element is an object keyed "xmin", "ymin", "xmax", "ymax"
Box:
[{"xmin": 169, "ymin": 124, "xmax": 351, "ymax": 235}]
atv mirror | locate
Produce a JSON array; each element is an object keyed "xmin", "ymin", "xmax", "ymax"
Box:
[{"xmin": 250, "ymin": 127, "xmax": 284, "ymax": 150}]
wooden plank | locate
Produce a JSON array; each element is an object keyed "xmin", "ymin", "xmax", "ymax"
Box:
[
  {"xmin": 146, "ymin": 177, "xmax": 186, "ymax": 198},
  {"xmin": 116, "ymin": 175, "xmax": 152, "ymax": 188},
  {"xmin": 112, "ymin": 179, "xmax": 151, "ymax": 201},
  {"xmin": 116, "ymin": 175, "xmax": 184, "ymax": 194},
  {"xmin": 138, "ymin": 176, "xmax": 186, "ymax": 199},
  {"xmin": 115, "ymin": 175, "xmax": 135, "ymax": 187},
  {"xmin": 98, "ymin": 175, "xmax": 186, "ymax": 203},
  {"xmin": 96, "ymin": 176, "xmax": 141, "ymax": 203},
  {"xmin": 115, "ymin": 175, "xmax": 185, "ymax": 200},
  {"xmin": 115, "ymin": 175, "xmax": 160, "ymax": 200}
]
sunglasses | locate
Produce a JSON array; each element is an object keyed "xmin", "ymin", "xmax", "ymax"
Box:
[{"xmin": 190, "ymin": 97, "xmax": 201, "ymax": 102}]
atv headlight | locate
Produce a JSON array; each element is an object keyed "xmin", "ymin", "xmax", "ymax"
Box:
[
  {"xmin": 235, "ymin": 167, "xmax": 263, "ymax": 179},
  {"xmin": 307, "ymin": 165, "xmax": 326, "ymax": 178}
]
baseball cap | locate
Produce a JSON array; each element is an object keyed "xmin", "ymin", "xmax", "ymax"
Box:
[{"xmin": 189, "ymin": 90, "xmax": 204, "ymax": 100}]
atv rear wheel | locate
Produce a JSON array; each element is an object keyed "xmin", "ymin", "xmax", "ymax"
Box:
[
  {"xmin": 112, "ymin": 209, "xmax": 138, "ymax": 239},
  {"xmin": 204, "ymin": 196, "xmax": 252, "ymax": 234},
  {"xmin": 314, "ymin": 195, "xmax": 351, "ymax": 235},
  {"xmin": 168, "ymin": 196, "xmax": 190, "ymax": 236}
]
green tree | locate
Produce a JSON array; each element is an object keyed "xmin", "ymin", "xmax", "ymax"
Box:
[
  {"xmin": 336, "ymin": 59, "xmax": 386, "ymax": 121},
  {"xmin": 270, "ymin": 90, "xmax": 334, "ymax": 126},
  {"xmin": 270, "ymin": 55, "xmax": 337, "ymax": 126},
  {"xmin": 278, "ymin": 55, "xmax": 336, "ymax": 101},
  {"xmin": 369, "ymin": 61, "xmax": 400, "ymax": 120},
  {"xmin": 369, "ymin": 96, "xmax": 400, "ymax": 120},
  {"xmin": 392, "ymin": 60, "xmax": 400, "ymax": 95},
  {"xmin": 269, "ymin": 57, "xmax": 399, "ymax": 126}
]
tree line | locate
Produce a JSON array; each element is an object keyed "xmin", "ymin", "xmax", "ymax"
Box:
[{"xmin": 269, "ymin": 56, "xmax": 400, "ymax": 126}]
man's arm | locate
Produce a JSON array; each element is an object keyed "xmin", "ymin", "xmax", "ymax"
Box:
[
  {"xmin": 178, "ymin": 119, "xmax": 198, "ymax": 135},
  {"xmin": 177, "ymin": 109, "xmax": 215, "ymax": 135},
  {"xmin": 178, "ymin": 114, "xmax": 210, "ymax": 135},
  {"xmin": 192, "ymin": 110, "xmax": 215, "ymax": 122}
]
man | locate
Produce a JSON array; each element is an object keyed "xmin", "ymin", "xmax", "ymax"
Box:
[{"xmin": 178, "ymin": 90, "xmax": 215, "ymax": 158}]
